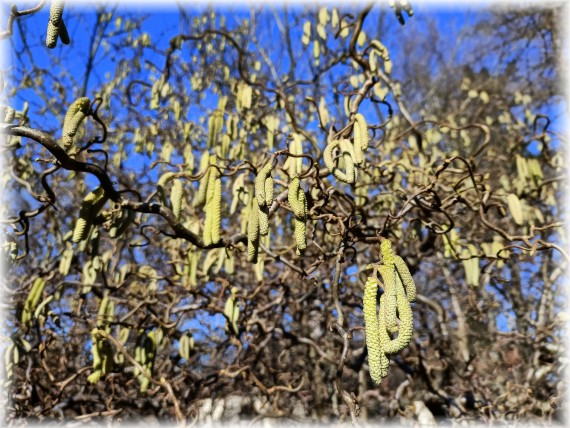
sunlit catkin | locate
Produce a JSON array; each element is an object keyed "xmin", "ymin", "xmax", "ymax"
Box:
[
  {"xmin": 247, "ymin": 198, "xmax": 260, "ymax": 263},
  {"xmin": 363, "ymin": 239, "xmax": 416, "ymax": 384},
  {"xmin": 210, "ymin": 175, "xmax": 222, "ymax": 243},
  {"xmin": 339, "ymin": 139, "xmax": 356, "ymax": 183},
  {"xmin": 264, "ymin": 176, "xmax": 274, "ymax": 207},
  {"xmin": 259, "ymin": 206, "xmax": 269, "ymax": 237},
  {"xmin": 323, "ymin": 140, "xmax": 339, "ymax": 176},
  {"xmin": 63, "ymin": 97, "xmax": 90, "ymax": 150},
  {"xmin": 203, "ymin": 169, "xmax": 220, "ymax": 246},
  {"xmin": 379, "ymin": 280, "xmax": 414, "ymax": 355},
  {"xmin": 394, "ymin": 255, "xmax": 416, "ymax": 302},
  {"xmin": 72, "ymin": 186, "xmax": 107, "ymax": 243},
  {"xmin": 377, "ymin": 265, "xmax": 398, "ymax": 333},
  {"xmin": 363, "ymin": 277, "xmax": 389, "ymax": 384},
  {"xmin": 255, "ymin": 162, "xmax": 273, "ymax": 207},
  {"xmin": 288, "ymin": 176, "xmax": 303, "ymax": 218},
  {"xmin": 288, "ymin": 176, "xmax": 307, "ymax": 253},
  {"xmin": 324, "ymin": 139, "xmax": 356, "ymax": 184},
  {"xmin": 196, "ymin": 152, "xmax": 213, "ymax": 205},
  {"xmin": 170, "ymin": 179, "xmax": 184, "ymax": 221},
  {"xmin": 380, "ymin": 238, "xmax": 395, "ymax": 266},
  {"xmin": 46, "ymin": 1, "xmax": 70, "ymax": 48}
]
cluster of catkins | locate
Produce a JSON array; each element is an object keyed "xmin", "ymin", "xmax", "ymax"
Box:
[{"xmin": 363, "ymin": 239, "xmax": 416, "ymax": 384}]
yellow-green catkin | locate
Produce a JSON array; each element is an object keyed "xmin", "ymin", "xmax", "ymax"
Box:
[
  {"xmin": 394, "ymin": 255, "xmax": 416, "ymax": 302},
  {"xmin": 293, "ymin": 190, "xmax": 307, "ymax": 252},
  {"xmin": 247, "ymin": 198, "xmax": 260, "ymax": 263},
  {"xmin": 379, "ymin": 279, "xmax": 414, "ymax": 355},
  {"xmin": 196, "ymin": 152, "xmax": 212, "ymax": 206},
  {"xmin": 255, "ymin": 162, "xmax": 273, "ymax": 207},
  {"xmin": 363, "ymin": 277, "xmax": 387, "ymax": 384},
  {"xmin": 63, "ymin": 97, "xmax": 90, "ymax": 150},
  {"xmin": 203, "ymin": 168, "xmax": 221, "ymax": 246},
  {"xmin": 72, "ymin": 186, "xmax": 106, "ymax": 243},
  {"xmin": 21, "ymin": 277, "xmax": 47, "ymax": 327},
  {"xmin": 380, "ymin": 238, "xmax": 395, "ymax": 265},
  {"xmin": 377, "ymin": 264, "xmax": 398, "ymax": 333},
  {"xmin": 46, "ymin": 1, "xmax": 70, "ymax": 48},
  {"xmin": 210, "ymin": 175, "xmax": 222, "ymax": 243},
  {"xmin": 354, "ymin": 113, "xmax": 369, "ymax": 151},
  {"xmin": 258, "ymin": 173, "xmax": 273, "ymax": 237},
  {"xmin": 362, "ymin": 278, "xmax": 382, "ymax": 384},
  {"xmin": 264, "ymin": 176, "xmax": 274, "ymax": 207},
  {"xmin": 288, "ymin": 176, "xmax": 307, "ymax": 253},
  {"xmin": 259, "ymin": 206, "xmax": 269, "ymax": 237},
  {"xmin": 339, "ymin": 139, "xmax": 356, "ymax": 183},
  {"xmin": 363, "ymin": 238, "xmax": 416, "ymax": 384},
  {"xmin": 285, "ymin": 134, "xmax": 304, "ymax": 177},
  {"xmin": 323, "ymin": 140, "xmax": 339, "ymax": 176},
  {"xmin": 170, "ymin": 179, "xmax": 184, "ymax": 220},
  {"xmin": 288, "ymin": 176, "xmax": 304, "ymax": 218},
  {"xmin": 324, "ymin": 139, "xmax": 356, "ymax": 184}
]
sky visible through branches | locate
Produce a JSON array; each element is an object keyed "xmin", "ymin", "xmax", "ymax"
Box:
[{"xmin": 6, "ymin": 3, "xmax": 564, "ymax": 334}]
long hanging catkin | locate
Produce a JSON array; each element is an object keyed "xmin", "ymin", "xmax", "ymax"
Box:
[
  {"xmin": 170, "ymin": 179, "xmax": 184, "ymax": 220},
  {"xmin": 288, "ymin": 176, "xmax": 307, "ymax": 253},
  {"xmin": 363, "ymin": 277, "xmax": 390, "ymax": 384},
  {"xmin": 255, "ymin": 161, "xmax": 274, "ymax": 237},
  {"xmin": 203, "ymin": 167, "xmax": 222, "ymax": 246},
  {"xmin": 247, "ymin": 198, "xmax": 260, "ymax": 263},
  {"xmin": 72, "ymin": 187, "xmax": 107, "ymax": 243},
  {"xmin": 63, "ymin": 97, "xmax": 90, "ymax": 150},
  {"xmin": 362, "ymin": 239, "xmax": 416, "ymax": 384},
  {"xmin": 46, "ymin": 1, "xmax": 70, "ymax": 48}
]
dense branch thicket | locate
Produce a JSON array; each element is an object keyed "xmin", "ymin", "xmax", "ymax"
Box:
[{"xmin": 0, "ymin": 1, "xmax": 567, "ymax": 425}]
